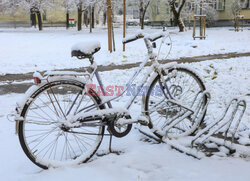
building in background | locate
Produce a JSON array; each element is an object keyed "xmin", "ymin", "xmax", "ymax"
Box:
[
  {"xmin": 0, "ymin": 0, "xmax": 250, "ymax": 28},
  {"xmin": 148, "ymin": 0, "xmax": 250, "ymax": 27}
]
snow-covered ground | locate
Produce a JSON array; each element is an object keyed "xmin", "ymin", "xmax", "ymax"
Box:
[
  {"xmin": 0, "ymin": 27, "xmax": 250, "ymax": 74},
  {"xmin": 0, "ymin": 56, "xmax": 249, "ymax": 181}
]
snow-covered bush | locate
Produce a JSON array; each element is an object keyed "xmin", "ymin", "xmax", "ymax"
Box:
[{"xmin": 203, "ymin": 5, "xmax": 218, "ymax": 26}]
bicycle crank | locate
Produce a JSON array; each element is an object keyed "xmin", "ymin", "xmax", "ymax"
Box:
[
  {"xmin": 108, "ymin": 115, "xmax": 150, "ymax": 138},
  {"xmin": 108, "ymin": 116, "xmax": 133, "ymax": 138}
]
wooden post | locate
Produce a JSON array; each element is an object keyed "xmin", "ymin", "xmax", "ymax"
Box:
[
  {"xmin": 241, "ymin": 16, "xmax": 244, "ymax": 31},
  {"xmin": 202, "ymin": 16, "xmax": 206, "ymax": 39},
  {"xmin": 235, "ymin": 15, "xmax": 244, "ymax": 32},
  {"xmin": 123, "ymin": 0, "xmax": 126, "ymax": 52},
  {"xmin": 107, "ymin": 0, "xmax": 112, "ymax": 52},
  {"xmin": 235, "ymin": 16, "xmax": 239, "ymax": 32},
  {"xmin": 111, "ymin": 15, "xmax": 116, "ymax": 51},
  {"xmin": 193, "ymin": 15, "xmax": 206, "ymax": 40}
]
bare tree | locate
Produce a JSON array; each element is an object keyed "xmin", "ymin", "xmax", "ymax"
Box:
[
  {"xmin": 0, "ymin": 0, "xmax": 20, "ymax": 28},
  {"xmin": 95, "ymin": 0, "xmax": 108, "ymax": 26},
  {"xmin": 83, "ymin": 0, "xmax": 100, "ymax": 32},
  {"xmin": 180, "ymin": 1, "xmax": 192, "ymax": 29},
  {"xmin": 192, "ymin": 0, "xmax": 218, "ymax": 27},
  {"xmin": 0, "ymin": 0, "xmax": 20, "ymax": 15},
  {"xmin": 18, "ymin": 0, "xmax": 55, "ymax": 30},
  {"xmin": 229, "ymin": 0, "xmax": 248, "ymax": 29},
  {"xmin": 127, "ymin": 0, "xmax": 151, "ymax": 29},
  {"xmin": 77, "ymin": 1, "xmax": 83, "ymax": 31},
  {"xmin": 230, "ymin": 0, "xmax": 244, "ymax": 17},
  {"xmin": 61, "ymin": 0, "xmax": 76, "ymax": 29},
  {"xmin": 138, "ymin": 0, "xmax": 151, "ymax": 29},
  {"xmin": 168, "ymin": 0, "xmax": 186, "ymax": 32},
  {"xmin": 203, "ymin": 5, "xmax": 218, "ymax": 26}
]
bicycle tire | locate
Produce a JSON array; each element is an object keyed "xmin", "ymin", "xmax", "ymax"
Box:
[
  {"xmin": 145, "ymin": 67, "xmax": 207, "ymax": 138},
  {"xmin": 18, "ymin": 79, "xmax": 105, "ymax": 169}
]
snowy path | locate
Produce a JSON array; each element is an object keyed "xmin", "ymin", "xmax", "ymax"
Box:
[
  {"xmin": 0, "ymin": 56, "xmax": 249, "ymax": 181},
  {"xmin": 1, "ymin": 51, "xmax": 250, "ymax": 95},
  {"xmin": 1, "ymin": 51, "xmax": 250, "ymax": 82}
]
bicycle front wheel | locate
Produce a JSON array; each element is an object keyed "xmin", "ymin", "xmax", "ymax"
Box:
[
  {"xmin": 145, "ymin": 67, "xmax": 207, "ymax": 138},
  {"xmin": 18, "ymin": 79, "xmax": 105, "ymax": 169}
]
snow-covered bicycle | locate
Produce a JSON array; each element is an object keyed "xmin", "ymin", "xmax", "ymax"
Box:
[{"xmin": 14, "ymin": 32, "xmax": 208, "ymax": 169}]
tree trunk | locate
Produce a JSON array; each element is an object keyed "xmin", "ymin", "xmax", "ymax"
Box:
[
  {"xmin": 172, "ymin": 13, "xmax": 184, "ymax": 32},
  {"xmin": 30, "ymin": 8, "xmax": 36, "ymax": 27},
  {"xmin": 36, "ymin": 11, "xmax": 42, "ymax": 31},
  {"xmin": 83, "ymin": 10, "xmax": 88, "ymax": 27},
  {"xmin": 139, "ymin": 6, "xmax": 143, "ymax": 29},
  {"xmin": 92, "ymin": 6, "xmax": 95, "ymax": 29},
  {"xmin": 66, "ymin": 11, "xmax": 69, "ymax": 29},
  {"xmin": 141, "ymin": 8, "xmax": 148, "ymax": 30},
  {"xmin": 89, "ymin": 6, "xmax": 92, "ymax": 33},
  {"xmin": 141, "ymin": 13, "xmax": 145, "ymax": 29},
  {"xmin": 103, "ymin": 11, "xmax": 107, "ymax": 26},
  {"xmin": 172, "ymin": 14, "xmax": 184, "ymax": 32},
  {"xmin": 139, "ymin": 2, "xmax": 150, "ymax": 30},
  {"xmin": 77, "ymin": 4, "xmax": 82, "ymax": 31},
  {"xmin": 96, "ymin": 9, "xmax": 100, "ymax": 25},
  {"xmin": 169, "ymin": 0, "xmax": 186, "ymax": 32},
  {"xmin": 177, "ymin": 18, "xmax": 184, "ymax": 32}
]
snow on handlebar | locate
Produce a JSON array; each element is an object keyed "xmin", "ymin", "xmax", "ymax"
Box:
[
  {"xmin": 122, "ymin": 31, "xmax": 144, "ymax": 44},
  {"xmin": 145, "ymin": 32, "xmax": 166, "ymax": 42},
  {"xmin": 122, "ymin": 31, "xmax": 168, "ymax": 44}
]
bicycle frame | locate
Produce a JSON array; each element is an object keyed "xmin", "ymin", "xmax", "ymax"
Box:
[{"xmin": 76, "ymin": 37, "xmax": 174, "ymax": 115}]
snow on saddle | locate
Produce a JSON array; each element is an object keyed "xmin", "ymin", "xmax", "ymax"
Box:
[{"xmin": 71, "ymin": 41, "xmax": 101, "ymax": 59}]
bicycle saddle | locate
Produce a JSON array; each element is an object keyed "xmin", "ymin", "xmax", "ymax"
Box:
[{"xmin": 71, "ymin": 41, "xmax": 101, "ymax": 58}]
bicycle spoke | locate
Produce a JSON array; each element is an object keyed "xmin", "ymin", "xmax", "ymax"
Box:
[
  {"xmin": 146, "ymin": 68, "xmax": 207, "ymax": 138},
  {"xmin": 29, "ymin": 127, "xmax": 58, "ymax": 150},
  {"xmin": 19, "ymin": 81, "xmax": 104, "ymax": 168}
]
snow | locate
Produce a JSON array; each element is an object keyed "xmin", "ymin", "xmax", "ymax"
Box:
[
  {"xmin": 68, "ymin": 107, "xmax": 129, "ymax": 126},
  {"xmin": 71, "ymin": 41, "xmax": 101, "ymax": 55},
  {"xmin": 145, "ymin": 32, "xmax": 166, "ymax": 41},
  {"xmin": 33, "ymin": 71, "xmax": 43, "ymax": 79},
  {"xmin": 122, "ymin": 30, "xmax": 143, "ymax": 43},
  {"xmin": 0, "ymin": 57, "xmax": 249, "ymax": 180},
  {"xmin": 0, "ymin": 27, "xmax": 250, "ymax": 74},
  {"xmin": 0, "ymin": 94, "xmax": 250, "ymax": 181},
  {"xmin": 0, "ymin": 27, "xmax": 249, "ymax": 180}
]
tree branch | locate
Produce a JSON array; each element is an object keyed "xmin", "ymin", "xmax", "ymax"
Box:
[{"xmin": 178, "ymin": 0, "xmax": 186, "ymax": 15}]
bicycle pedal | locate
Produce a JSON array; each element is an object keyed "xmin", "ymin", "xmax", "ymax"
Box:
[
  {"xmin": 138, "ymin": 119, "xmax": 149, "ymax": 126},
  {"xmin": 136, "ymin": 115, "xmax": 149, "ymax": 126}
]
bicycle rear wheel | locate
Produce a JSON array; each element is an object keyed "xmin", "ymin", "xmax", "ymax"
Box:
[
  {"xmin": 145, "ymin": 67, "xmax": 207, "ymax": 138},
  {"xmin": 18, "ymin": 79, "xmax": 105, "ymax": 169}
]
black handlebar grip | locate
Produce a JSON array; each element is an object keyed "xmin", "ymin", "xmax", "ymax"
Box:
[{"xmin": 148, "ymin": 35, "xmax": 164, "ymax": 42}]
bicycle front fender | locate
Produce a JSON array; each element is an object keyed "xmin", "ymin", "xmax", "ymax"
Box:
[{"xmin": 141, "ymin": 62, "xmax": 178, "ymax": 113}]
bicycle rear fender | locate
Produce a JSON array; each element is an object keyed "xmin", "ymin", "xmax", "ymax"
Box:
[{"xmin": 15, "ymin": 75, "xmax": 92, "ymax": 115}]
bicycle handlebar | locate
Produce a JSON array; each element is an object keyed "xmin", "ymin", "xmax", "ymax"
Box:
[
  {"xmin": 122, "ymin": 32, "xmax": 144, "ymax": 44},
  {"xmin": 146, "ymin": 33, "xmax": 165, "ymax": 42},
  {"xmin": 122, "ymin": 32, "xmax": 169, "ymax": 56},
  {"xmin": 122, "ymin": 32, "xmax": 167, "ymax": 44}
]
